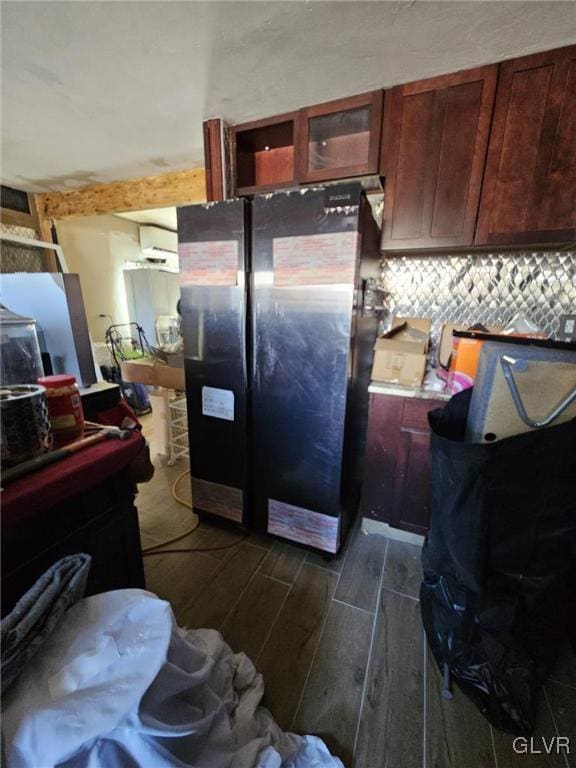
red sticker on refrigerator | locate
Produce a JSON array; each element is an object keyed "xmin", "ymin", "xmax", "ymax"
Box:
[
  {"xmin": 268, "ymin": 498, "xmax": 340, "ymax": 553},
  {"xmin": 272, "ymin": 231, "xmax": 359, "ymax": 286},
  {"xmin": 179, "ymin": 240, "xmax": 239, "ymax": 286}
]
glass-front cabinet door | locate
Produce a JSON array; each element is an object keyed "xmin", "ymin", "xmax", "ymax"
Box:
[{"xmin": 298, "ymin": 91, "xmax": 383, "ymax": 183}]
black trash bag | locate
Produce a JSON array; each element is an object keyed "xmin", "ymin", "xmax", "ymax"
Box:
[{"xmin": 420, "ymin": 391, "xmax": 576, "ymax": 735}]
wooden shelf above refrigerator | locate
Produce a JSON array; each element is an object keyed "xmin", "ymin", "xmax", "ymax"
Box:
[
  {"xmin": 228, "ymin": 93, "xmax": 383, "ymax": 196},
  {"xmin": 231, "ymin": 112, "xmax": 299, "ymax": 196}
]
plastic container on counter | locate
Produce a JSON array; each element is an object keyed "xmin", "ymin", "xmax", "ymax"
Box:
[
  {"xmin": 37, "ymin": 374, "xmax": 85, "ymax": 445},
  {"xmin": 0, "ymin": 304, "xmax": 45, "ymax": 385}
]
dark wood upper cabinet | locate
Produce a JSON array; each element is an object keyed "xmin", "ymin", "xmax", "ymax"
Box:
[
  {"xmin": 380, "ymin": 64, "xmax": 498, "ymax": 251},
  {"xmin": 297, "ymin": 91, "xmax": 383, "ymax": 183},
  {"xmin": 225, "ymin": 43, "xmax": 573, "ymax": 242},
  {"xmin": 231, "ymin": 112, "xmax": 299, "ymax": 196},
  {"xmin": 476, "ymin": 44, "xmax": 576, "ymax": 246}
]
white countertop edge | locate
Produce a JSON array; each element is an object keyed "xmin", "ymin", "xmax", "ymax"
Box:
[{"xmin": 368, "ymin": 381, "xmax": 450, "ymax": 401}]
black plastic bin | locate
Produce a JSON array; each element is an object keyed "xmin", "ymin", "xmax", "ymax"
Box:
[{"xmin": 420, "ymin": 391, "xmax": 576, "ymax": 735}]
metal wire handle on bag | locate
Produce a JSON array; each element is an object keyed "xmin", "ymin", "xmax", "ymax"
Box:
[{"xmin": 500, "ymin": 354, "xmax": 576, "ymax": 429}]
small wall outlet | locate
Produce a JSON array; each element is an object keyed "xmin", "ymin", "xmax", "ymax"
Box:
[{"xmin": 559, "ymin": 314, "xmax": 576, "ymax": 342}]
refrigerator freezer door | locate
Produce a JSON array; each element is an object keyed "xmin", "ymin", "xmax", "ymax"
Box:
[
  {"xmin": 251, "ymin": 185, "xmax": 378, "ymax": 552},
  {"xmin": 177, "ymin": 199, "xmax": 249, "ymax": 523}
]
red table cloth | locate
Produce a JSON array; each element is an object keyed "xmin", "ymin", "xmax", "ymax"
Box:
[{"xmin": 1, "ymin": 403, "xmax": 145, "ymax": 527}]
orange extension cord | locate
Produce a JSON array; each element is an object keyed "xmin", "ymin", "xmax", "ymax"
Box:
[{"xmin": 142, "ymin": 469, "xmax": 247, "ymax": 556}]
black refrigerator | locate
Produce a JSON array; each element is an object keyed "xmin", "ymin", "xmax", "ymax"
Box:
[
  {"xmin": 177, "ymin": 199, "xmax": 250, "ymax": 525},
  {"xmin": 177, "ymin": 183, "xmax": 380, "ymax": 553}
]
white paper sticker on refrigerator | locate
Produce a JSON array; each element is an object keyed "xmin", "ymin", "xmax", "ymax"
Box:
[{"xmin": 202, "ymin": 386, "xmax": 235, "ymax": 421}]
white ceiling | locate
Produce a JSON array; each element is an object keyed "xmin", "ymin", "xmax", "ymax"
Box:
[
  {"xmin": 116, "ymin": 208, "xmax": 177, "ymax": 231},
  {"xmin": 2, "ymin": 1, "xmax": 575, "ymax": 193}
]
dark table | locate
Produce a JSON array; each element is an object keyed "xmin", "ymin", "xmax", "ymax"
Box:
[{"xmin": 1, "ymin": 401, "xmax": 147, "ymax": 616}]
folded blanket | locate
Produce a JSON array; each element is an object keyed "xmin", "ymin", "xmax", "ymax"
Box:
[
  {"xmin": 2, "ymin": 589, "xmax": 343, "ymax": 768},
  {"xmin": 1, "ymin": 554, "xmax": 91, "ymax": 694}
]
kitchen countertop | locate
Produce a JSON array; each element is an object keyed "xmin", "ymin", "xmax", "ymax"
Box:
[
  {"xmin": 368, "ymin": 380, "xmax": 451, "ymax": 401},
  {"xmin": 79, "ymin": 381, "xmax": 121, "ymax": 419},
  {"xmin": 79, "ymin": 381, "xmax": 120, "ymax": 398}
]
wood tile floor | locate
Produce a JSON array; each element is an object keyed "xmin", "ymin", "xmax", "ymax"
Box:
[{"xmin": 136, "ymin": 438, "xmax": 576, "ymax": 767}]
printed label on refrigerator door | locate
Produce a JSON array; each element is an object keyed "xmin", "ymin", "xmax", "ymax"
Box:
[
  {"xmin": 268, "ymin": 499, "xmax": 340, "ymax": 553},
  {"xmin": 272, "ymin": 231, "xmax": 359, "ymax": 286},
  {"xmin": 179, "ymin": 240, "xmax": 238, "ymax": 286},
  {"xmin": 202, "ymin": 386, "xmax": 235, "ymax": 421}
]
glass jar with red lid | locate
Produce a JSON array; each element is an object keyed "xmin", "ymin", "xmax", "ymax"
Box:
[{"xmin": 37, "ymin": 374, "xmax": 85, "ymax": 445}]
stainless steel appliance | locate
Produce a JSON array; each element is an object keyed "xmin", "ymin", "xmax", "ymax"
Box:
[
  {"xmin": 251, "ymin": 185, "xmax": 380, "ymax": 552},
  {"xmin": 177, "ymin": 199, "xmax": 250, "ymax": 524},
  {"xmin": 177, "ymin": 185, "xmax": 380, "ymax": 552},
  {"xmin": 0, "ymin": 384, "xmax": 53, "ymax": 466},
  {"xmin": 123, "ymin": 268, "xmax": 181, "ymax": 346},
  {"xmin": 0, "ymin": 274, "xmax": 97, "ymax": 387}
]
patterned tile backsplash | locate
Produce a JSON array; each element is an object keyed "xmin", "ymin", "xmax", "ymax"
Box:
[{"xmin": 380, "ymin": 250, "xmax": 576, "ymax": 348}]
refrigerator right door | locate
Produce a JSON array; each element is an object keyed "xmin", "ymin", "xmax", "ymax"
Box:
[{"xmin": 251, "ymin": 184, "xmax": 379, "ymax": 553}]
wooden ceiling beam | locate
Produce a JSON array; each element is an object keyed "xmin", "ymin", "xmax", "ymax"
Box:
[
  {"xmin": 35, "ymin": 167, "xmax": 206, "ymax": 220},
  {"xmin": 28, "ymin": 193, "xmax": 59, "ymax": 271}
]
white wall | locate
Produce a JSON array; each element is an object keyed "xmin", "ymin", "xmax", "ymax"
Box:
[{"xmin": 56, "ymin": 214, "xmax": 140, "ymax": 341}]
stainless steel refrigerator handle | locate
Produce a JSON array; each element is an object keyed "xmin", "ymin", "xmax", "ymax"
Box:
[{"xmin": 500, "ymin": 355, "xmax": 576, "ymax": 429}]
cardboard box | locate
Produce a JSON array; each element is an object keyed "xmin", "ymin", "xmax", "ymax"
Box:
[
  {"xmin": 120, "ymin": 357, "xmax": 186, "ymax": 390},
  {"xmin": 439, "ymin": 324, "xmax": 503, "ymax": 365},
  {"xmin": 387, "ymin": 316, "xmax": 431, "ymax": 344},
  {"xmin": 438, "ymin": 324, "xmax": 468, "ymax": 370},
  {"xmin": 445, "ymin": 326, "xmax": 503, "ymax": 394},
  {"xmin": 371, "ymin": 316, "xmax": 431, "ymax": 387}
]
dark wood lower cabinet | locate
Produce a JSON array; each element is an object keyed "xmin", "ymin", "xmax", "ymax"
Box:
[{"xmin": 361, "ymin": 392, "xmax": 440, "ymax": 535}]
